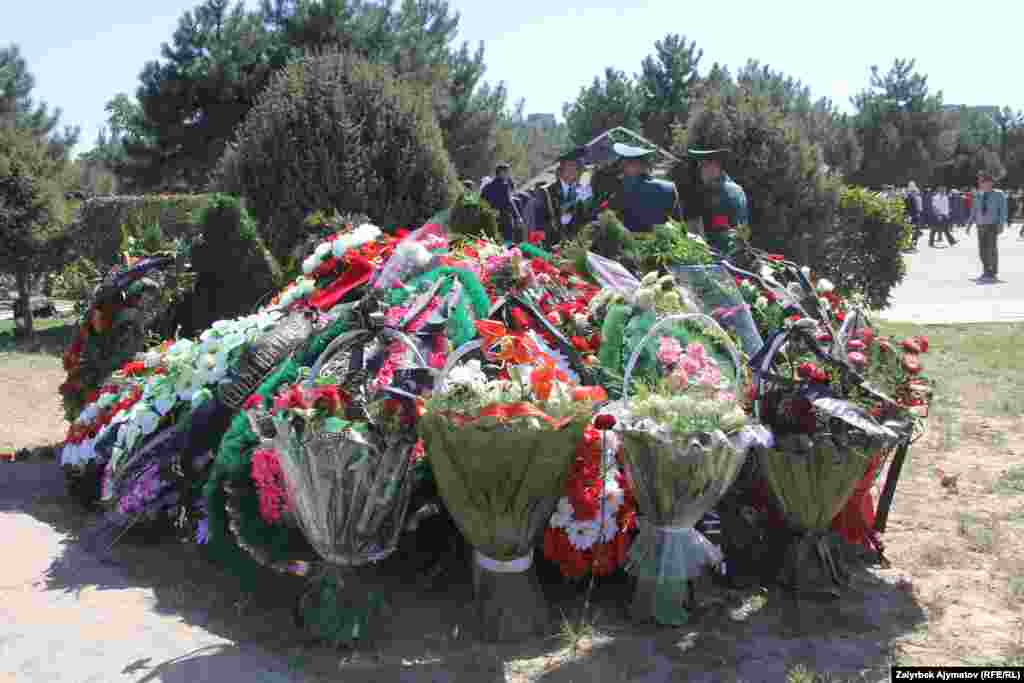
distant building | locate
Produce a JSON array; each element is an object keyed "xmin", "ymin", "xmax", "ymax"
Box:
[{"xmin": 525, "ymin": 113, "xmax": 557, "ymax": 129}]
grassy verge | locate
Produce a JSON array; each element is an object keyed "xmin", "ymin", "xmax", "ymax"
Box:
[
  {"xmin": 0, "ymin": 316, "xmax": 77, "ymax": 356},
  {"xmin": 876, "ymin": 321, "xmax": 1024, "ymax": 420}
]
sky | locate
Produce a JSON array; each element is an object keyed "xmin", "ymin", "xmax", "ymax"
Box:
[{"xmin": 7, "ymin": 0, "xmax": 1023, "ymax": 158}]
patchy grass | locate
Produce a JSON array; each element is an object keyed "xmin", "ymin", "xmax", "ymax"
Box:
[
  {"xmin": 995, "ymin": 466, "xmax": 1024, "ymax": 495},
  {"xmin": 0, "ymin": 317, "xmax": 77, "ymax": 356},
  {"xmin": 877, "ymin": 322, "xmax": 1024, "ymax": 420}
]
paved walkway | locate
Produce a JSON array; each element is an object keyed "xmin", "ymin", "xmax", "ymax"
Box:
[
  {"xmin": 0, "ymin": 463, "xmax": 309, "ymax": 683},
  {"xmin": 877, "ymin": 227, "xmax": 1024, "ymax": 324}
]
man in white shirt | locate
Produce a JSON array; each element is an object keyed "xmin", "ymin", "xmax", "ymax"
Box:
[
  {"xmin": 928, "ymin": 186, "xmax": 956, "ymax": 247},
  {"xmin": 536, "ymin": 146, "xmax": 591, "ymax": 247}
]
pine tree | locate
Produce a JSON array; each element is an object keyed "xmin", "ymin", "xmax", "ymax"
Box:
[
  {"xmin": 636, "ymin": 34, "xmax": 702, "ymax": 147},
  {"xmin": 562, "ymin": 68, "xmax": 641, "ymax": 145}
]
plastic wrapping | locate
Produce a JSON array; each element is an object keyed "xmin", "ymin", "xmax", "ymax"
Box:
[
  {"xmin": 615, "ymin": 313, "xmax": 755, "ymax": 624},
  {"xmin": 420, "ymin": 340, "xmax": 586, "ymax": 641},
  {"xmin": 669, "ymin": 264, "xmax": 764, "ymax": 356}
]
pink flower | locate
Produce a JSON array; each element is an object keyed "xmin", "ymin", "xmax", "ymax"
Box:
[
  {"xmin": 657, "ymin": 337, "xmax": 683, "ymax": 366},
  {"xmin": 679, "ymin": 356, "xmax": 702, "ymax": 377},
  {"xmin": 686, "ymin": 343, "xmax": 709, "ymax": 364},
  {"xmin": 667, "ymin": 366, "xmax": 690, "ymax": 391},
  {"xmin": 698, "ymin": 365, "xmax": 721, "ymax": 388},
  {"xmin": 384, "ymin": 306, "xmax": 409, "ymax": 327},
  {"xmin": 848, "ymin": 351, "xmax": 867, "ymax": 367},
  {"xmin": 428, "ymin": 352, "xmax": 446, "ymax": 369}
]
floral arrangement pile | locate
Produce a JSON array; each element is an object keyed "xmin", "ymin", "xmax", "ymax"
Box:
[{"xmin": 53, "ymin": 206, "xmax": 934, "ymax": 641}]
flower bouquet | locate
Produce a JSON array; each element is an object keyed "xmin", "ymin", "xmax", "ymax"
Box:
[
  {"xmin": 612, "ymin": 313, "xmax": 761, "ymax": 625},
  {"xmin": 418, "ymin": 322, "xmax": 606, "ymax": 641},
  {"xmin": 750, "ymin": 321, "xmax": 903, "ymax": 594},
  {"xmin": 246, "ymin": 327, "xmax": 425, "ymax": 644}
]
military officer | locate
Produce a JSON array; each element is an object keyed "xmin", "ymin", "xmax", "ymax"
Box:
[
  {"xmin": 536, "ymin": 146, "xmax": 590, "ymax": 247},
  {"xmin": 606, "ymin": 143, "xmax": 682, "ymax": 232},
  {"xmin": 688, "ymin": 148, "xmax": 749, "ymax": 255}
]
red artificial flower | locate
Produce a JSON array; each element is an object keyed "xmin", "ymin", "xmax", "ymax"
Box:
[
  {"xmin": 570, "ymin": 336, "xmax": 590, "ymax": 352},
  {"xmin": 242, "ymin": 394, "xmax": 264, "ymax": 411},
  {"xmin": 787, "ymin": 314, "xmax": 802, "ymax": 323},
  {"xmin": 599, "ymin": 201, "xmax": 609, "ymax": 211},
  {"xmin": 528, "ymin": 231, "xmax": 545, "ymax": 245},
  {"xmin": 847, "ymin": 351, "xmax": 867, "ymax": 367},
  {"xmin": 847, "ymin": 339, "xmax": 865, "ymax": 352},
  {"xmin": 902, "ymin": 338, "xmax": 922, "ymax": 354},
  {"xmin": 854, "ymin": 327, "xmax": 876, "ymax": 345},
  {"xmin": 877, "ymin": 338, "xmax": 894, "ymax": 354},
  {"xmin": 902, "ymin": 354, "xmax": 922, "ymax": 375},
  {"xmin": 915, "ymin": 336, "xmax": 930, "ymax": 353},
  {"xmin": 593, "ymin": 413, "xmax": 616, "ymax": 430},
  {"xmin": 573, "ymin": 386, "xmax": 608, "ymax": 403},
  {"xmin": 815, "ymin": 331, "xmax": 833, "ymax": 343},
  {"xmin": 766, "ymin": 254, "xmax": 785, "ymax": 262}
]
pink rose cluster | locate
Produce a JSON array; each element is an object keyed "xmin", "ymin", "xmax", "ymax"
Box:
[{"xmin": 657, "ymin": 338, "xmax": 724, "ymax": 393}]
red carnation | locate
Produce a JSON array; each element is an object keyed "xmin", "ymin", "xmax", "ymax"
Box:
[
  {"xmin": 767, "ymin": 254, "xmax": 785, "ymax": 262},
  {"xmin": 915, "ymin": 335, "xmax": 929, "ymax": 353},
  {"xmin": 599, "ymin": 201, "xmax": 609, "ymax": 211},
  {"xmin": 593, "ymin": 413, "xmax": 616, "ymax": 430},
  {"xmin": 242, "ymin": 394, "xmax": 264, "ymax": 411},
  {"xmin": 570, "ymin": 336, "xmax": 590, "ymax": 352},
  {"xmin": 528, "ymin": 231, "xmax": 545, "ymax": 245}
]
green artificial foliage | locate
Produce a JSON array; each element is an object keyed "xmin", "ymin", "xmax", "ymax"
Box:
[
  {"xmin": 448, "ymin": 192, "xmax": 500, "ymax": 240},
  {"xmin": 202, "ymin": 309, "xmax": 356, "ymax": 587},
  {"xmin": 214, "ymin": 49, "xmax": 460, "ymax": 263}
]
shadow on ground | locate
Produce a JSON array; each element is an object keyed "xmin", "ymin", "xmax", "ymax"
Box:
[{"xmin": 7, "ymin": 462, "xmax": 927, "ymax": 682}]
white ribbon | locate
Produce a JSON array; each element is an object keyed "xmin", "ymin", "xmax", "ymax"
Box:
[{"xmin": 474, "ymin": 549, "xmax": 533, "ymax": 573}]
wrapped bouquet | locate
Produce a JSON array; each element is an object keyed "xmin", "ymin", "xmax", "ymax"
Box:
[
  {"xmin": 419, "ymin": 322, "xmax": 606, "ymax": 641},
  {"xmin": 612, "ymin": 313, "xmax": 767, "ymax": 625}
]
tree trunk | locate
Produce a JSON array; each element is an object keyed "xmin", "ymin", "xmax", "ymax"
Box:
[{"xmin": 14, "ymin": 267, "xmax": 34, "ymax": 338}]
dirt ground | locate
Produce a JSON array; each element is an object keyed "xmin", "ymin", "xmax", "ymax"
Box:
[{"xmin": 1, "ymin": 347, "xmax": 1022, "ymax": 682}]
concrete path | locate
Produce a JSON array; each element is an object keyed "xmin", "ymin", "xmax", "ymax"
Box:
[
  {"xmin": 0, "ymin": 462, "xmax": 309, "ymax": 683},
  {"xmin": 876, "ymin": 226, "xmax": 1024, "ymax": 324}
]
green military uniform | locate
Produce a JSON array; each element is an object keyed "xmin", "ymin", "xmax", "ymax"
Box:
[
  {"xmin": 689, "ymin": 148, "xmax": 749, "ymax": 256},
  {"xmin": 606, "ymin": 143, "xmax": 683, "ymax": 233},
  {"xmin": 536, "ymin": 146, "xmax": 590, "ymax": 247}
]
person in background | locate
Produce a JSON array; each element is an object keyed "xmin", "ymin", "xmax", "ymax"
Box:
[
  {"xmin": 481, "ymin": 162, "xmax": 524, "ymax": 244},
  {"xmin": 969, "ymin": 170, "xmax": 1008, "ymax": 283},
  {"xmin": 963, "ymin": 187, "xmax": 974, "ymax": 235},
  {"xmin": 688, "ymin": 147, "xmax": 749, "ymax": 255},
  {"xmin": 536, "ymin": 146, "xmax": 590, "ymax": 247},
  {"xmin": 605, "ymin": 143, "xmax": 684, "ymax": 234},
  {"xmin": 461, "ymin": 179, "xmax": 476, "ymax": 193},
  {"xmin": 905, "ymin": 181, "xmax": 923, "ymax": 250},
  {"xmin": 928, "ymin": 185, "xmax": 956, "ymax": 247},
  {"xmin": 949, "ymin": 188, "xmax": 963, "ymax": 230}
]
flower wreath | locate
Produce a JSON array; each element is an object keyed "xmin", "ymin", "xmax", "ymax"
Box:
[{"xmin": 544, "ymin": 423, "xmax": 637, "ymax": 578}]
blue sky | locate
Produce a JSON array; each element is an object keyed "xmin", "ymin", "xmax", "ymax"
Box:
[{"xmin": 8, "ymin": 0, "xmax": 1022, "ymax": 158}]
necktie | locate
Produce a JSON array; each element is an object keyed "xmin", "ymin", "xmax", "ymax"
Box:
[{"xmin": 567, "ymin": 184, "xmax": 576, "ymax": 204}]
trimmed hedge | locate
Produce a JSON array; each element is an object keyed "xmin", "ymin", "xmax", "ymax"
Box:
[
  {"xmin": 214, "ymin": 50, "xmax": 461, "ymax": 263},
  {"xmin": 170, "ymin": 194, "xmax": 282, "ymax": 337}
]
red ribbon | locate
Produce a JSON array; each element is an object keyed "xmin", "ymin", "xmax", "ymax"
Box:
[
  {"xmin": 309, "ymin": 255, "xmax": 374, "ymax": 311},
  {"xmin": 443, "ymin": 402, "xmax": 573, "ymax": 429}
]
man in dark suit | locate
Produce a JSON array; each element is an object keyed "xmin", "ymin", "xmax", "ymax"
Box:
[
  {"xmin": 688, "ymin": 148, "xmax": 749, "ymax": 255},
  {"xmin": 481, "ymin": 162, "xmax": 523, "ymax": 244},
  {"xmin": 605, "ymin": 143, "xmax": 682, "ymax": 233},
  {"xmin": 535, "ymin": 146, "xmax": 590, "ymax": 247}
]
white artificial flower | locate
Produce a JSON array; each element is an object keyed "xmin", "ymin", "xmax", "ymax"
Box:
[
  {"xmin": 566, "ymin": 520, "xmax": 601, "ymax": 550},
  {"xmin": 787, "ymin": 282, "xmax": 804, "ymax": 299},
  {"xmin": 816, "ymin": 278, "xmax": 834, "ymax": 294},
  {"xmin": 550, "ymin": 497, "xmax": 574, "ymax": 529},
  {"xmin": 635, "ymin": 288, "xmax": 656, "ymax": 310},
  {"xmin": 330, "ymin": 238, "xmax": 348, "ymax": 259},
  {"xmin": 800, "ymin": 266, "xmax": 812, "ymax": 279},
  {"xmin": 640, "ymin": 271, "xmax": 659, "ymax": 287},
  {"xmin": 302, "ymin": 255, "xmax": 319, "ymax": 275},
  {"xmin": 221, "ymin": 331, "xmax": 247, "ymax": 352},
  {"xmin": 755, "ymin": 296, "xmax": 768, "ymax": 309},
  {"xmin": 446, "ymin": 359, "xmax": 485, "ymax": 389},
  {"xmin": 314, "ymin": 242, "xmax": 332, "ymax": 260}
]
